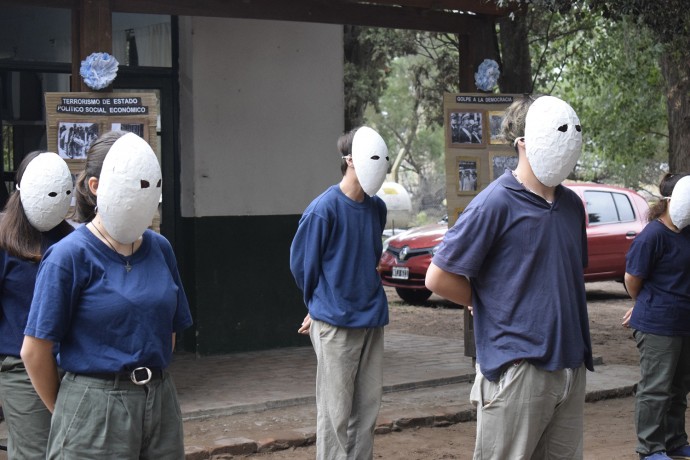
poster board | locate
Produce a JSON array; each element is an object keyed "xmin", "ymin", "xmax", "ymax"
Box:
[
  {"xmin": 44, "ymin": 92, "xmax": 158, "ymax": 175},
  {"xmin": 443, "ymin": 93, "xmax": 520, "ymax": 226},
  {"xmin": 44, "ymin": 92, "xmax": 160, "ymax": 230}
]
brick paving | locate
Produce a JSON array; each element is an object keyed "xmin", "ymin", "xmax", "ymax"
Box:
[{"xmin": 170, "ymin": 331, "xmax": 474, "ymax": 420}]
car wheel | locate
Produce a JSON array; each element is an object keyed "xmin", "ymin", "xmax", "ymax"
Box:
[{"xmin": 395, "ymin": 287, "xmax": 432, "ymax": 305}]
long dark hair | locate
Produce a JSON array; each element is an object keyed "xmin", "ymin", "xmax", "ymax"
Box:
[
  {"xmin": 71, "ymin": 130, "xmax": 127, "ymax": 223},
  {"xmin": 0, "ymin": 151, "xmax": 73, "ymax": 261},
  {"xmin": 648, "ymin": 172, "xmax": 690, "ymax": 222}
]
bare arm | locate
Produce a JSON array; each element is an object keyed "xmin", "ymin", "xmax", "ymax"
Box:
[
  {"xmin": 425, "ymin": 262, "xmax": 472, "ymax": 307},
  {"xmin": 20, "ymin": 336, "xmax": 60, "ymax": 413},
  {"xmin": 622, "ymin": 272, "xmax": 644, "ymax": 327},
  {"xmin": 624, "ymin": 272, "xmax": 643, "ymax": 300}
]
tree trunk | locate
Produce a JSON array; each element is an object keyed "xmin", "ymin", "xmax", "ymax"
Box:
[
  {"xmin": 497, "ymin": 10, "xmax": 532, "ymax": 94},
  {"xmin": 343, "ymin": 25, "xmax": 368, "ymax": 132},
  {"xmin": 660, "ymin": 47, "xmax": 690, "ymax": 172}
]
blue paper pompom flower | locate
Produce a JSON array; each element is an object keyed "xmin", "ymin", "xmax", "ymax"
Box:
[
  {"xmin": 80, "ymin": 52, "xmax": 119, "ymax": 90},
  {"xmin": 475, "ymin": 59, "xmax": 500, "ymax": 92}
]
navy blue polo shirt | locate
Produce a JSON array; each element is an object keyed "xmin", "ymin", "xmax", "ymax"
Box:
[
  {"xmin": 626, "ymin": 219, "xmax": 690, "ymax": 336},
  {"xmin": 433, "ymin": 170, "xmax": 593, "ymax": 382}
]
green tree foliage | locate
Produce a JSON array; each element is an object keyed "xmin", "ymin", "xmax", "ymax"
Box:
[
  {"xmin": 587, "ymin": 0, "xmax": 690, "ymax": 173},
  {"xmin": 527, "ymin": 8, "xmax": 667, "ymax": 188},
  {"xmin": 518, "ymin": 0, "xmax": 689, "ymax": 174},
  {"xmin": 344, "ymin": 30, "xmax": 460, "ymax": 220},
  {"xmin": 345, "ymin": 0, "xmax": 678, "ymax": 207},
  {"xmin": 365, "ymin": 55, "xmax": 448, "ymax": 219},
  {"xmin": 343, "ymin": 26, "xmax": 416, "ymax": 131}
]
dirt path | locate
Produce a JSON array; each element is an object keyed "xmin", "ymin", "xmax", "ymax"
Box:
[
  {"xmin": 0, "ymin": 281, "xmax": 663, "ymax": 460},
  {"xmin": 248, "ymin": 281, "xmax": 658, "ymax": 459},
  {"xmin": 248, "ymin": 396, "xmax": 642, "ymax": 459}
]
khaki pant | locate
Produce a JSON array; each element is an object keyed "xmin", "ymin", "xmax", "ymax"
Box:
[
  {"xmin": 310, "ymin": 320, "xmax": 384, "ymax": 460},
  {"xmin": 0, "ymin": 355, "xmax": 52, "ymax": 459},
  {"xmin": 48, "ymin": 371, "xmax": 184, "ymax": 460},
  {"xmin": 471, "ymin": 361, "xmax": 586, "ymax": 460}
]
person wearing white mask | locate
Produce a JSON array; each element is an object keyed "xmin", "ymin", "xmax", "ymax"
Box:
[
  {"xmin": 0, "ymin": 151, "xmax": 73, "ymax": 459},
  {"xmin": 426, "ymin": 95, "xmax": 593, "ymax": 459},
  {"xmin": 290, "ymin": 126, "xmax": 389, "ymax": 460},
  {"xmin": 623, "ymin": 173, "xmax": 690, "ymax": 460},
  {"xmin": 21, "ymin": 131, "xmax": 192, "ymax": 460}
]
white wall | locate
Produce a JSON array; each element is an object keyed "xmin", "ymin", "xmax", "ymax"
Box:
[{"xmin": 178, "ymin": 17, "xmax": 344, "ymax": 217}]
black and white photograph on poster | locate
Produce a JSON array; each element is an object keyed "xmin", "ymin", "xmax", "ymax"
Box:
[
  {"xmin": 112, "ymin": 122, "xmax": 146, "ymax": 140},
  {"xmin": 489, "ymin": 152, "xmax": 518, "ymax": 181},
  {"xmin": 489, "ymin": 111, "xmax": 506, "ymax": 144},
  {"xmin": 456, "ymin": 156, "xmax": 480, "ymax": 195},
  {"xmin": 57, "ymin": 122, "xmax": 99, "ymax": 160},
  {"xmin": 449, "ymin": 111, "xmax": 483, "ymax": 145}
]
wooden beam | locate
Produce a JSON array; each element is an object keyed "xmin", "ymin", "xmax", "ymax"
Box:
[
  {"xmin": 341, "ymin": 0, "xmax": 515, "ymax": 17},
  {"xmin": 110, "ymin": 0, "xmax": 491, "ymax": 33},
  {"xmin": 0, "ymin": 0, "xmax": 73, "ymax": 7},
  {"xmin": 0, "ymin": 0, "xmax": 513, "ymax": 33}
]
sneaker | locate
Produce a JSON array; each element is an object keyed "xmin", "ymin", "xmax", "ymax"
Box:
[
  {"xmin": 642, "ymin": 453, "xmax": 671, "ymax": 460},
  {"xmin": 668, "ymin": 445, "xmax": 690, "ymax": 459}
]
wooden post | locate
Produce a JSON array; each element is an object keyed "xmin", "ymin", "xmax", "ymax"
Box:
[
  {"xmin": 458, "ymin": 15, "xmax": 500, "ymax": 93},
  {"xmin": 457, "ymin": 14, "xmax": 501, "ymax": 358},
  {"xmin": 71, "ymin": 0, "xmax": 113, "ymax": 92}
]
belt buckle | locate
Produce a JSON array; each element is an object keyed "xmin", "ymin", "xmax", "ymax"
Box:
[{"xmin": 130, "ymin": 367, "xmax": 152, "ymax": 385}]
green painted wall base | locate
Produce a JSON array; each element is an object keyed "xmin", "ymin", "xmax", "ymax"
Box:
[{"xmin": 177, "ymin": 214, "xmax": 310, "ymax": 355}]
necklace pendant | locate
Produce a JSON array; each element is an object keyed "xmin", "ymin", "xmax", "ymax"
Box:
[{"xmin": 125, "ymin": 261, "xmax": 132, "ymax": 272}]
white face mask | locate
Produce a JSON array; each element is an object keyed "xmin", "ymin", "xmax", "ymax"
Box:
[
  {"xmin": 351, "ymin": 127, "xmax": 389, "ymax": 196},
  {"xmin": 19, "ymin": 152, "xmax": 73, "ymax": 232},
  {"xmin": 524, "ymin": 96, "xmax": 582, "ymax": 187},
  {"xmin": 670, "ymin": 175, "xmax": 690, "ymax": 230},
  {"xmin": 96, "ymin": 133, "xmax": 162, "ymax": 244}
]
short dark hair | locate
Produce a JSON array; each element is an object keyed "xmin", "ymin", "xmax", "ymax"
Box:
[
  {"xmin": 71, "ymin": 130, "xmax": 128, "ymax": 223},
  {"xmin": 337, "ymin": 128, "xmax": 358, "ymax": 175},
  {"xmin": 0, "ymin": 151, "xmax": 73, "ymax": 261}
]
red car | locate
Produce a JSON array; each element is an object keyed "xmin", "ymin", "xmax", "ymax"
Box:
[{"xmin": 378, "ymin": 183, "xmax": 650, "ymax": 304}]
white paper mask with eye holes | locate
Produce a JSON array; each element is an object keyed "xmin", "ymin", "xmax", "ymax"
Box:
[
  {"xmin": 670, "ymin": 175, "xmax": 690, "ymax": 230},
  {"xmin": 19, "ymin": 152, "xmax": 73, "ymax": 232},
  {"xmin": 97, "ymin": 133, "xmax": 162, "ymax": 244},
  {"xmin": 525, "ymin": 95, "xmax": 583, "ymax": 187},
  {"xmin": 352, "ymin": 126, "xmax": 389, "ymax": 196}
]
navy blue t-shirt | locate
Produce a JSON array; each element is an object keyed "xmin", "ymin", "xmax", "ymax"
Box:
[
  {"xmin": 290, "ymin": 185, "xmax": 388, "ymax": 328},
  {"xmin": 0, "ymin": 227, "xmax": 65, "ymax": 357},
  {"xmin": 626, "ymin": 219, "xmax": 690, "ymax": 335},
  {"xmin": 25, "ymin": 225, "xmax": 193, "ymax": 373},
  {"xmin": 432, "ymin": 171, "xmax": 593, "ymax": 382}
]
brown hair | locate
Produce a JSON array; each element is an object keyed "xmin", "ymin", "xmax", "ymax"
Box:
[
  {"xmin": 0, "ymin": 151, "xmax": 73, "ymax": 261},
  {"xmin": 71, "ymin": 130, "xmax": 128, "ymax": 223},
  {"xmin": 337, "ymin": 128, "xmax": 358, "ymax": 175},
  {"xmin": 501, "ymin": 94, "xmax": 541, "ymax": 150},
  {"xmin": 647, "ymin": 172, "xmax": 690, "ymax": 222}
]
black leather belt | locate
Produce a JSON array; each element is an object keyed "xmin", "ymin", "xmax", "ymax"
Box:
[{"xmin": 84, "ymin": 367, "xmax": 163, "ymax": 385}]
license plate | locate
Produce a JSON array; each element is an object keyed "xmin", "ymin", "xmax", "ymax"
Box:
[{"xmin": 392, "ymin": 266, "xmax": 409, "ymax": 280}]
